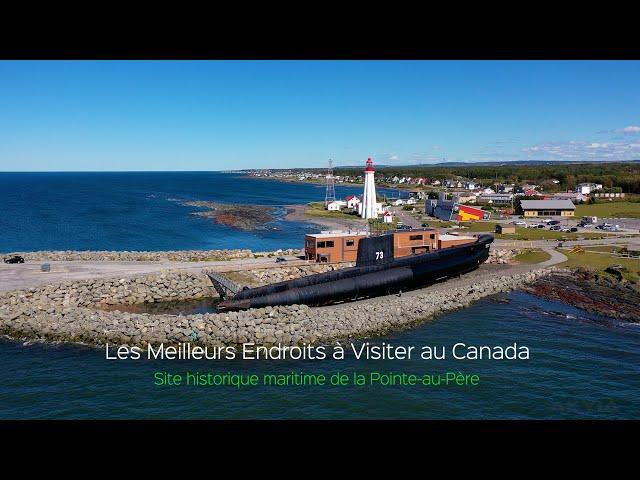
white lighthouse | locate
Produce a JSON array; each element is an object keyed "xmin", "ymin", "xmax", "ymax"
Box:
[{"xmin": 360, "ymin": 157, "xmax": 378, "ymax": 219}]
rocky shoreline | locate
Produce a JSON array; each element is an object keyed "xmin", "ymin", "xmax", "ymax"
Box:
[
  {"xmin": 524, "ymin": 268, "xmax": 640, "ymax": 322},
  {"xmin": 183, "ymin": 201, "xmax": 277, "ymax": 231},
  {"xmin": 0, "ymin": 264, "xmax": 555, "ymax": 348}
]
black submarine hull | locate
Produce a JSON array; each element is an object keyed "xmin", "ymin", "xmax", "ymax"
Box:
[{"xmin": 217, "ymin": 234, "xmax": 494, "ymax": 311}]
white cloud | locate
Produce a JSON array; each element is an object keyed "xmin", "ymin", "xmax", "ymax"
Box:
[
  {"xmin": 621, "ymin": 125, "xmax": 640, "ymax": 134},
  {"xmin": 522, "ymin": 139, "xmax": 640, "ymax": 160},
  {"xmin": 389, "ymin": 154, "xmax": 399, "ymax": 161}
]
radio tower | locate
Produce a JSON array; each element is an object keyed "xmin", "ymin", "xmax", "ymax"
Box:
[{"xmin": 325, "ymin": 159, "xmax": 336, "ymax": 206}]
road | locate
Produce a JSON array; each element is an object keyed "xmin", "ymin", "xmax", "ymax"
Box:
[{"xmin": 0, "ymin": 255, "xmax": 306, "ymax": 292}]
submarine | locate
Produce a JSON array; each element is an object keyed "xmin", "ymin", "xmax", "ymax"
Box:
[{"xmin": 216, "ymin": 229, "xmax": 494, "ymax": 311}]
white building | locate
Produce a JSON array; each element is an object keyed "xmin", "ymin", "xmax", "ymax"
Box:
[
  {"xmin": 360, "ymin": 157, "xmax": 378, "ymax": 219},
  {"xmin": 393, "ymin": 199, "xmax": 406, "ymax": 206},
  {"xmin": 345, "ymin": 195, "xmax": 360, "ymax": 209},
  {"xmin": 382, "ymin": 211, "xmax": 394, "ymax": 223},
  {"xmin": 327, "ymin": 200, "xmax": 347, "ymax": 211},
  {"xmin": 576, "ymin": 183, "xmax": 603, "ymax": 195}
]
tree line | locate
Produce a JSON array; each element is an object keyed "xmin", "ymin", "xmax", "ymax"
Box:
[{"xmin": 333, "ymin": 162, "xmax": 640, "ymax": 194}]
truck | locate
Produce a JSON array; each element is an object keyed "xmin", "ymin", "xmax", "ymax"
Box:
[{"xmin": 581, "ymin": 216, "xmax": 598, "ymax": 225}]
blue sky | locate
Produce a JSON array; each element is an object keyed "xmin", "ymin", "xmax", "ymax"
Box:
[{"xmin": 0, "ymin": 60, "xmax": 639, "ymax": 171}]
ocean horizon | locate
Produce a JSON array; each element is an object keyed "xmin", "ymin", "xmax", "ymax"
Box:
[{"xmin": 0, "ymin": 171, "xmax": 405, "ymax": 253}]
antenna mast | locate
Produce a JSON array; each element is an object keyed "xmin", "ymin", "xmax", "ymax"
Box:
[{"xmin": 325, "ymin": 159, "xmax": 336, "ymax": 206}]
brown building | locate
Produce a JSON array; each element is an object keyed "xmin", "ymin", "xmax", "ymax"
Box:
[
  {"xmin": 392, "ymin": 229, "xmax": 439, "ymax": 256},
  {"xmin": 495, "ymin": 224, "xmax": 516, "ymax": 234},
  {"xmin": 304, "ymin": 231, "xmax": 368, "ymax": 263},
  {"xmin": 305, "ymin": 229, "xmax": 477, "ymax": 263}
]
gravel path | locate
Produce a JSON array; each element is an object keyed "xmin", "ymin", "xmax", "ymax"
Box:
[{"xmin": 0, "ymin": 256, "xmax": 307, "ymax": 292}]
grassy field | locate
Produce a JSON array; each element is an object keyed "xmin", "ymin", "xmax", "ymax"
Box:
[
  {"xmin": 559, "ymin": 249, "xmax": 640, "ymax": 282},
  {"xmin": 458, "ymin": 221, "xmax": 498, "ymax": 232},
  {"xmin": 575, "ymin": 201, "xmax": 640, "ymax": 219},
  {"xmin": 495, "ymin": 227, "xmax": 608, "ymax": 241},
  {"xmin": 513, "ymin": 249, "xmax": 551, "ymax": 264}
]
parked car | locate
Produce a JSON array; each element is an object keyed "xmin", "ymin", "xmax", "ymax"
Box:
[
  {"xmin": 512, "ymin": 221, "xmax": 527, "ymax": 226},
  {"xmin": 421, "ymin": 222, "xmax": 430, "ymax": 227},
  {"xmin": 570, "ymin": 227, "xmax": 578, "ymax": 232},
  {"xmin": 579, "ymin": 223, "xmax": 594, "ymax": 228},
  {"xmin": 275, "ymin": 257, "xmax": 287, "ymax": 263},
  {"xmin": 541, "ymin": 218, "xmax": 554, "ymax": 224},
  {"xmin": 560, "ymin": 227, "xmax": 572, "ymax": 232},
  {"xmin": 547, "ymin": 220, "xmax": 560, "ymax": 226},
  {"xmin": 3, "ymin": 255, "xmax": 24, "ymax": 264},
  {"xmin": 549, "ymin": 225, "xmax": 562, "ymax": 231}
]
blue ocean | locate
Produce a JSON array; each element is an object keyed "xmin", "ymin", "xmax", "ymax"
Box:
[
  {"xmin": 0, "ymin": 172, "xmax": 639, "ymax": 419},
  {"xmin": 0, "ymin": 171, "xmax": 404, "ymax": 253}
]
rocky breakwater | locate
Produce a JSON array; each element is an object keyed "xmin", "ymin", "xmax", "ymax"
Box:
[
  {"xmin": 217, "ymin": 263, "xmax": 354, "ymax": 288},
  {"xmin": 5, "ymin": 249, "xmax": 303, "ymax": 262},
  {"xmin": 487, "ymin": 247, "xmax": 518, "ymax": 264},
  {"xmin": 0, "ymin": 266, "xmax": 554, "ymax": 347}
]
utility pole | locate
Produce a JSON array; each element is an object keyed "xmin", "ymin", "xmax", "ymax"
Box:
[{"xmin": 325, "ymin": 159, "xmax": 336, "ymax": 206}]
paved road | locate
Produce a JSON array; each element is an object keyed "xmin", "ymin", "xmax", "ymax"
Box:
[
  {"xmin": 0, "ymin": 255, "xmax": 307, "ymax": 292},
  {"xmin": 539, "ymin": 247, "xmax": 568, "ymax": 266}
]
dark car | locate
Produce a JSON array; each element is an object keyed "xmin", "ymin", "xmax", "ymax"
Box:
[
  {"xmin": 547, "ymin": 220, "xmax": 560, "ymax": 225},
  {"xmin": 3, "ymin": 255, "xmax": 25, "ymax": 264},
  {"xmin": 570, "ymin": 227, "xmax": 578, "ymax": 232},
  {"xmin": 275, "ymin": 257, "xmax": 287, "ymax": 263},
  {"xmin": 421, "ymin": 222, "xmax": 430, "ymax": 227}
]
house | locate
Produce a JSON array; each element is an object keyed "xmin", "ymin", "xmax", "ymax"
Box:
[
  {"xmin": 431, "ymin": 180, "xmax": 441, "ymax": 186},
  {"xmin": 406, "ymin": 198, "xmax": 417, "ymax": 205},
  {"xmin": 476, "ymin": 193, "xmax": 513, "ymax": 205},
  {"xmin": 456, "ymin": 193, "xmax": 477, "ymax": 204},
  {"xmin": 576, "ymin": 183, "xmax": 603, "ymax": 195},
  {"xmin": 445, "ymin": 179, "xmax": 463, "ymax": 189},
  {"xmin": 520, "ymin": 199, "xmax": 576, "ymax": 217},
  {"xmin": 495, "ymin": 224, "xmax": 516, "ymax": 234},
  {"xmin": 345, "ymin": 195, "xmax": 360, "ymax": 209},
  {"xmin": 482, "ymin": 187, "xmax": 495, "ymax": 195},
  {"xmin": 464, "ymin": 181, "xmax": 477, "ymax": 190},
  {"xmin": 393, "ymin": 199, "xmax": 406, "ymax": 206},
  {"xmin": 551, "ymin": 192, "xmax": 586, "ymax": 203},
  {"xmin": 498, "ymin": 184, "xmax": 514, "ymax": 193},
  {"xmin": 524, "ymin": 188, "xmax": 538, "ymax": 197},
  {"xmin": 327, "ymin": 200, "xmax": 347, "ymax": 211},
  {"xmin": 382, "ymin": 211, "xmax": 394, "ymax": 223}
]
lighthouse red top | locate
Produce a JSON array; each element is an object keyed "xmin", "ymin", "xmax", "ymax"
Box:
[{"xmin": 365, "ymin": 157, "xmax": 375, "ymax": 172}]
